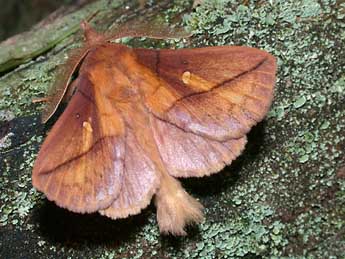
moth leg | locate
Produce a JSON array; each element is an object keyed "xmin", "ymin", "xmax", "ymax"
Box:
[{"xmin": 32, "ymin": 97, "xmax": 50, "ymax": 103}]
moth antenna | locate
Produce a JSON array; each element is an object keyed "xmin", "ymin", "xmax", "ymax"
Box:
[
  {"xmin": 42, "ymin": 21, "xmax": 105, "ymax": 122},
  {"xmin": 155, "ymin": 172, "xmax": 204, "ymax": 235},
  {"xmin": 105, "ymin": 19, "xmax": 192, "ymax": 41},
  {"xmin": 41, "ymin": 47, "xmax": 90, "ymax": 123}
]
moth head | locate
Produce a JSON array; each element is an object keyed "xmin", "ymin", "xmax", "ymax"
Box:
[{"xmin": 81, "ymin": 21, "xmax": 105, "ymax": 46}]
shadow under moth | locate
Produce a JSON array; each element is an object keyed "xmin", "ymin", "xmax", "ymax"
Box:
[{"xmin": 32, "ymin": 20, "xmax": 277, "ymax": 235}]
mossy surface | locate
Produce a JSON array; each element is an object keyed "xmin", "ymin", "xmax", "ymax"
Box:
[{"xmin": 0, "ymin": 0, "xmax": 344, "ymax": 258}]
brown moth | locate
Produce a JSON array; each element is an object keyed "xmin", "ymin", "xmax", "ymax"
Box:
[{"xmin": 32, "ymin": 21, "xmax": 276, "ymax": 235}]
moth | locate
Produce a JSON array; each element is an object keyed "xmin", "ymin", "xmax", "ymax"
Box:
[{"xmin": 32, "ymin": 20, "xmax": 276, "ymax": 235}]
